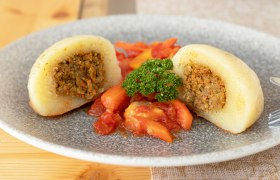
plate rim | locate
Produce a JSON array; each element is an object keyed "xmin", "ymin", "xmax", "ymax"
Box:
[
  {"xmin": 0, "ymin": 14, "xmax": 280, "ymax": 167},
  {"xmin": 1, "ymin": 121, "xmax": 279, "ymax": 167}
]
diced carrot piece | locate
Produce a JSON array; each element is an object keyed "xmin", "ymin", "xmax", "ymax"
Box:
[
  {"xmin": 162, "ymin": 38, "xmax": 177, "ymax": 48},
  {"xmin": 101, "ymin": 85, "xmax": 130, "ymax": 113},
  {"xmin": 168, "ymin": 47, "xmax": 181, "ymax": 58},
  {"xmin": 162, "ymin": 47, "xmax": 174, "ymax": 58},
  {"xmin": 125, "ymin": 115, "xmax": 173, "ymax": 143},
  {"xmin": 143, "ymin": 118, "xmax": 173, "ymax": 143},
  {"xmin": 129, "ymin": 49, "xmax": 153, "ymax": 69},
  {"xmin": 151, "ymin": 43, "xmax": 162, "ymax": 58},
  {"xmin": 150, "ymin": 38, "xmax": 179, "ymax": 59},
  {"xmin": 150, "ymin": 41, "xmax": 160, "ymax": 47},
  {"xmin": 170, "ymin": 100, "xmax": 193, "ymax": 130},
  {"xmin": 134, "ymin": 41, "xmax": 149, "ymax": 48},
  {"xmin": 152, "ymin": 46, "xmax": 173, "ymax": 59}
]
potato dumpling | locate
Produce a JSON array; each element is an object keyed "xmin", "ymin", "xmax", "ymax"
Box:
[
  {"xmin": 28, "ymin": 35, "xmax": 121, "ymax": 116},
  {"xmin": 172, "ymin": 44, "xmax": 264, "ymax": 133}
]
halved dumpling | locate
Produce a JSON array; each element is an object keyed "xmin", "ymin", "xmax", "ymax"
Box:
[
  {"xmin": 172, "ymin": 44, "xmax": 264, "ymax": 133},
  {"xmin": 28, "ymin": 35, "xmax": 121, "ymax": 116}
]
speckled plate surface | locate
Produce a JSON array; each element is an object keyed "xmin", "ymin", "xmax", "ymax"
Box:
[{"xmin": 0, "ymin": 15, "xmax": 280, "ymax": 167}]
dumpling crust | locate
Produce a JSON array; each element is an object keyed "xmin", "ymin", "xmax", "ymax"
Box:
[
  {"xmin": 172, "ymin": 44, "xmax": 264, "ymax": 133},
  {"xmin": 28, "ymin": 35, "xmax": 121, "ymax": 116}
]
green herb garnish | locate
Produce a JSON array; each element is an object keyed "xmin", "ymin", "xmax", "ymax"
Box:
[{"xmin": 122, "ymin": 59, "xmax": 182, "ymax": 102}]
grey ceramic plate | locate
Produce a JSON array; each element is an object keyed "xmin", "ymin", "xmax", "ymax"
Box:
[{"xmin": 0, "ymin": 15, "xmax": 280, "ymax": 167}]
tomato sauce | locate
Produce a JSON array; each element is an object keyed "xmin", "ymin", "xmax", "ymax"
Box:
[{"xmin": 88, "ymin": 38, "xmax": 193, "ymax": 143}]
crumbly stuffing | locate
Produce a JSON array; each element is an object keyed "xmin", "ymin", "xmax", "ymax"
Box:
[
  {"xmin": 183, "ymin": 63, "xmax": 226, "ymax": 112},
  {"xmin": 53, "ymin": 51, "xmax": 105, "ymax": 100}
]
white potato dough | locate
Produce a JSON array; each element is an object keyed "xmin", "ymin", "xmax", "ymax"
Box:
[
  {"xmin": 172, "ymin": 44, "xmax": 264, "ymax": 133},
  {"xmin": 28, "ymin": 35, "xmax": 121, "ymax": 116}
]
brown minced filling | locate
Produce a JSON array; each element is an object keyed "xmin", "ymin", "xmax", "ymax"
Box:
[
  {"xmin": 183, "ymin": 63, "xmax": 226, "ymax": 112},
  {"xmin": 53, "ymin": 51, "xmax": 105, "ymax": 100}
]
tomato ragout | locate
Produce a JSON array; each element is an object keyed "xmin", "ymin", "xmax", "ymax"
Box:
[{"xmin": 88, "ymin": 38, "xmax": 193, "ymax": 143}]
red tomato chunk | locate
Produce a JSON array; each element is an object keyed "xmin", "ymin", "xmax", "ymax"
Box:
[
  {"xmin": 88, "ymin": 98, "xmax": 106, "ymax": 117},
  {"xmin": 101, "ymin": 84, "xmax": 130, "ymax": 113},
  {"xmin": 93, "ymin": 111, "xmax": 123, "ymax": 135}
]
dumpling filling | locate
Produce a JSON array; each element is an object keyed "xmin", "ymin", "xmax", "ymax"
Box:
[
  {"xmin": 53, "ymin": 51, "xmax": 105, "ymax": 100},
  {"xmin": 182, "ymin": 63, "xmax": 226, "ymax": 112}
]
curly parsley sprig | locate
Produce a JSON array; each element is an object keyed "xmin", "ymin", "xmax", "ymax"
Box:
[{"xmin": 122, "ymin": 59, "xmax": 182, "ymax": 102}]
